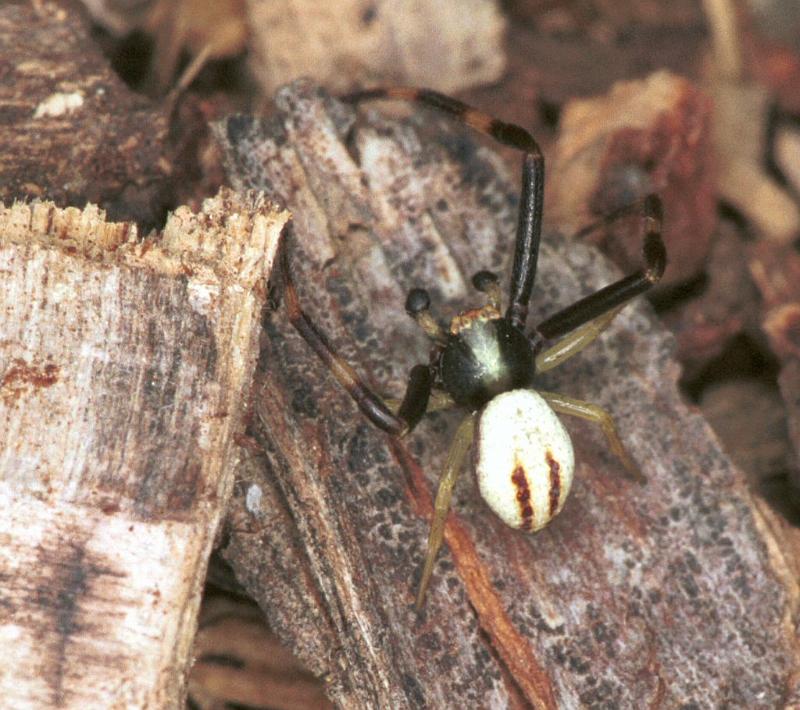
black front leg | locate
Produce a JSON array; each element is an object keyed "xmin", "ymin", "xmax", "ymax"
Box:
[
  {"xmin": 342, "ymin": 87, "xmax": 546, "ymax": 332},
  {"xmin": 506, "ymin": 152, "xmax": 545, "ymax": 330},
  {"xmin": 281, "ymin": 233, "xmax": 431, "ymax": 437},
  {"xmin": 534, "ymin": 194, "xmax": 666, "ymax": 340}
]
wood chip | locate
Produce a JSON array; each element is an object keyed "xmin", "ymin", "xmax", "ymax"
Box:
[
  {"xmin": 548, "ymin": 70, "xmax": 716, "ymax": 286},
  {"xmin": 245, "ymin": 0, "xmax": 506, "ymax": 95},
  {"xmin": 0, "ymin": 192, "xmax": 286, "ymax": 708},
  {"xmin": 711, "ymin": 79, "xmax": 800, "ymax": 244}
]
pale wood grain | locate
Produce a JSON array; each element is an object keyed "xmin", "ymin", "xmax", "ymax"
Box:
[{"xmin": 0, "ymin": 191, "xmax": 286, "ymax": 708}]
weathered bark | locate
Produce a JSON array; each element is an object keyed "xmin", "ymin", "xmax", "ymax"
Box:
[
  {"xmin": 215, "ymin": 80, "xmax": 800, "ymax": 708},
  {"xmin": 0, "ymin": 0, "xmax": 173, "ymax": 226},
  {"xmin": 0, "ymin": 192, "xmax": 286, "ymax": 707}
]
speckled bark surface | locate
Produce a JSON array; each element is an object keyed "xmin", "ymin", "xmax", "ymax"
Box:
[{"xmin": 215, "ymin": 80, "xmax": 800, "ymax": 709}]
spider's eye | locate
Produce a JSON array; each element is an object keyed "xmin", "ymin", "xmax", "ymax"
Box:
[
  {"xmin": 405, "ymin": 288, "xmax": 431, "ymax": 315},
  {"xmin": 474, "ymin": 389, "xmax": 574, "ymax": 531},
  {"xmin": 471, "ymin": 270, "xmax": 499, "ymax": 292}
]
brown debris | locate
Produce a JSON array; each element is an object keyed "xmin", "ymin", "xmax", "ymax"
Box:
[
  {"xmin": 764, "ymin": 303, "xmax": 800, "ymax": 362},
  {"xmin": 82, "ymin": 0, "xmax": 249, "ymax": 94},
  {"xmin": 547, "ymin": 70, "xmax": 716, "ymax": 287},
  {"xmin": 248, "ymin": 0, "xmax": 506, "ymax": 96},
  {"xmin": 710, "ymin": 79, "xmax": 800, "ymax": 244},
  {"xmin": 214, "ymin": 80, "xmax": 798, "ymax": 708},
  {"xmin": 700, "ymin": 0, "xmax": 800, "ymax": 244},
  {"xmin": 0, "ymin": 0, "xmax": 174, "ymax": 225},
  {"xmin": 778, "ymin": 360, "xmax": 800, "ymax": 497},
  {"xmin": 749, "ymin": 240, "xmax": 800, "ymax": 311},
  {"xmin": 662, "ymin": 221, "xmax": 760, "ymax": 378},
  {"xmin": 747, "ymin": 239, "xmax": 800, "ymax": 507},
  {"xmin": 740, "ymin": 0, "xmax": 800, "ymax": 113},
  {"xmin": 147, "ymin": 0, "xmax": 249, "ymax": 95},
  {"xmin": 775, "ymin": 125, "xmax": 800, "ymax": 198},
  {"xmin": 699, "ymin": 378, "xmax": 792, "ymax": 486},
  {"xmin": 188, "ymin": 593, "xmax": 332, "ymax": 710}
]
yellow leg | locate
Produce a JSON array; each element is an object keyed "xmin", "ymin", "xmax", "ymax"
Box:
[
  {"xmin": 535, "ymin": 306, "xmax": 623, "ymax": 373},
  {"xmin": 416, "ymin": 413, "xmax": 477, "ymax": 610},
  {"xmin": 540, "ymin": 391, "xmax": 644, "ymax": 483}
]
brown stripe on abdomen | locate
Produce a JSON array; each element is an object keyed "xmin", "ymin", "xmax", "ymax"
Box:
[
  {"xmin": 511, "ymin": 465, "xmax": 534, "ymax": 531},
  {"xmin": 545, "ymin": 450, "xmax": 561, "ymax": 518}
]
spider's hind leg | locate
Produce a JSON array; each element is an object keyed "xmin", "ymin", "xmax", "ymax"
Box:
[
  {"xmin": 386, "ymin": 389, "xmax": 455, "ymax": 416},
  {"xmin": 415, "ymin": 412, "xmax": 477, "ymax": 610},
  {"xmin": 540, "ymin": 391, "xmax": 643, "ymax": 482}
]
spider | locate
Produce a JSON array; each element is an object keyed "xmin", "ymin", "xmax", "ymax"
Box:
[{"xmin": 279, "ymin": 87, "xmax": 666, "ymax": 609}]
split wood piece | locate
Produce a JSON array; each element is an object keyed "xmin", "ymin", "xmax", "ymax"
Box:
[
  {"xmin": 0, "ymin": 190, "xmax": 286, "ymax": 708},
  {"xmin": 0, "ymin": 0, "xmax": 174, "ymax": 226},
  {"xmin": 547, "ymin": 70, "xmax": 716, "ymax": 287},
  {"xmin": 214, "ymin": 80, "xmax": 800, "ymax": 708},
  {"xmin": 245, "ymin": 0, "xmax": 505, "ymax": 96}
]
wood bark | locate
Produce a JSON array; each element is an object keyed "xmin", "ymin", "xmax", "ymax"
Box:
[
  {"xmin": 0, "ymin": 192, "xmax": 286, "ymax": 707},
  {"xmin": 215, "ymin": 80, "xmax": 800, "ymax": 708},
  {"xmin": 0, "ymin": 0, "xmax": 174, "ymax": 226}
]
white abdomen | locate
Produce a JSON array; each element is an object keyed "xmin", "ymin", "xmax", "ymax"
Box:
[{"xmin": 474, "ymin": 389, "xmax": 574, "ymax": 531}]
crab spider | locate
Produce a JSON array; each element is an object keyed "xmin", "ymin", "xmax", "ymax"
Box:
[{"xmin": 280, "ymin": 87, "xmax": 666, "ymax": 609}]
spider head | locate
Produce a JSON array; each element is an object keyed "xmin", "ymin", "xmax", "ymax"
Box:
[
  {"xmin": 439, "ymin": 304, "xmax": 534, "ymax": 408},
  {"xmin": 406, "ymin": 271, "xmax": 536, "ymax": 408}
]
